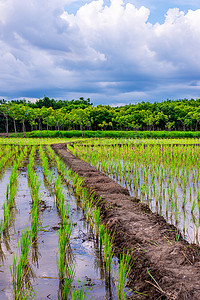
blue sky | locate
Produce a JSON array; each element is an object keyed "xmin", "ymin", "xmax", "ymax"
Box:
[{"xmin": 0, "ymin": 0, "xmax": 200, "ymax": 106}]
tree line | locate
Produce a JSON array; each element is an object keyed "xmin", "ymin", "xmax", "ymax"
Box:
[{"xmin": 0, "ymin": 97, "xmax": 200, "ymax": 134}]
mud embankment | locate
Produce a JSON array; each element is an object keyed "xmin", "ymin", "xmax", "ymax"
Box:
[{"xmin": 52, "ymin": 143, "xmax": 200, "ymax": 300}]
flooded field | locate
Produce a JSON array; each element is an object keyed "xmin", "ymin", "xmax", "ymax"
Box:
[
  {"xmin": 0, "ymin": 144, "xmax": 132, "ymax": 300},
  {"xmin": 69, "ymin": 138, "xmax": 200, "ymax": 245}
]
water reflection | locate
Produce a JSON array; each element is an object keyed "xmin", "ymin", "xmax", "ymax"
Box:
[{"xmin": 0, "ymin": 147, "xmax": 130, "ymax": 300}]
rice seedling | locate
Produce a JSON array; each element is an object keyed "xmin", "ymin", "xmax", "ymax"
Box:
[
  {"xmin": 27, "ymin": 150, "xmax": 42, "ymax": 240},
  {"xmin": 18, "ymin": 228, "xmax": 32, "ymax": 268},
  {"xmin": 175, "ymin": 229, "xmax": 181, "ymax": 241},
  {"xmin": 191, "ymin": 199, "xmax": 196, "ymax": 214},
  {"xmin": 0, "ymin": 219, "xmax": 3, "ymax": 238},
  {"xmin": 3, "ymin": 201, "xmax": 10, "ymax": 232},
  {"xmin": 11, "ymin": 256, "xmax": 36, "ymax": 300},
  {"xmin": 53, "ymin": 176, "xmax": 71, "ymax": 225},
  {"xmin": 103, "ymin": 230, "xmax": 114, "ymax": 275},
  {"xmin": 71, "ymin": 279, "xmax": 92, "ymax": 300},
  {"xmin": 62, "ymin": 264, "xmax": 75, "ymax": 299},
  {"xmin": 182, "ymin": 195, "xmax": 187, "ymax": 210},
  {"xmin": 99, "ymin": 223, "xmax": 105, "ymax": 249},
  {"xmin": 57, "ymin": 219, "xmax": 74, "ymax": 280},
  {"xmin": 10, "ymin": 227, "xmax": 36, "ymax": 300},
  {"xmin": 92, "ymin": 206, "xmax": 101, "ymax": 234},
  {"xmin": 1, "ymin": 148, "xmax": 26, "ymax": 233},
  {"xmin": 31, "ymin": 204, "xmax": 39, "ymax": 241},
  {"xmin": 114, "ymin": 251, "xmax": 132, "ymax": 300}
]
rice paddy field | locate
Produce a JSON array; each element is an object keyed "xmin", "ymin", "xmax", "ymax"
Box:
[
  {"xmin": 68, "ymin": 138, "xmax": 200, "ymax": 245},
  {"xmin": 0, "ymin": 138, "xmax": 132, "ymax": 300},
  {"xmin": 1, "ymin": 136, "xmax": 200, "ymax": 299}
]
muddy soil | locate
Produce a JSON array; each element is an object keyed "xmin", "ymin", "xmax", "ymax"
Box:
[{"xmin": 52, "ymin": 143, "xmax": 200, "ymax": 300}]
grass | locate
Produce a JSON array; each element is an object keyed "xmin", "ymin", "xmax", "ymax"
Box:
[{"xmin": 7, "ymin": 129, "xmax": 200, "ymax": 139}]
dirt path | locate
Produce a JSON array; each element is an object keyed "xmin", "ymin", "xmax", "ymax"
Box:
[{"xmin": 52, "ymin": 143, "xmax": 200, "ymax": 300}]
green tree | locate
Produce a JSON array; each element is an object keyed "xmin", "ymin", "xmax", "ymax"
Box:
[
  {"xmin": 0, "ymin": 103, "xmax": 10, "ymax": 135},
  {"xmin": 14, "ymin": 104, "xmax": 29, "ymax": 137},
  {"xmin": 70, "ymin": 108, "xmax": 92, "ymax": 134},
  {"xmin": 9, "ymin": 103, "xmax": 19, "ymax": 134},
  {"xmin": 188, "ymin": 108, "xmax": 200, "ymax": 136},
  {"xmin": 41, "ymin": 107, "xmax": 54, "ymax": 133}
]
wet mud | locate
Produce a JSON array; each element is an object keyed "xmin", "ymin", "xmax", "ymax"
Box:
[{"xmin": 52, "ymin": 143, "xmax": 200, "ymax": 300}]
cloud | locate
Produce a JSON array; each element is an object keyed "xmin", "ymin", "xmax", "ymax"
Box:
[
  {"xmin": 152, "ymin": 8, "xmax": 200, "ymax": 73},
  {"xmin": 0, "ymin": 0, "xmax": 200, "ymax": 104}
]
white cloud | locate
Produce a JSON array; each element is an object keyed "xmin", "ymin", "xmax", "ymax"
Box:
[
  {"xmin": 152, "ymin": 8, "xmax": 200, "ymax": 71},
  {"xmin": 0, "ymin": 0, "xmax": 200, "ymax": 103}
]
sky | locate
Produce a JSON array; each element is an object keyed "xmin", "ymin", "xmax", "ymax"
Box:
[{"xmin": 0, "ymin": 0, "xmax": 200, "ymax": 106}]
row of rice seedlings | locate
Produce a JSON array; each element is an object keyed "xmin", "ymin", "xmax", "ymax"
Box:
[
  {"xmin": 39, "ymin": 145, "xmax": 68, "ymax": 225},
  {"xmin": 0, "ymin": 146, "xmax": 18, "ymax": 236},
  {"xmin": 68, "ymin": 140, "xmax": 200, "ymax": 242},
  {"xmin": 57, "ymin": 220, "xmax": 75, "ymax": 299},
  {"xmin": 115, "ymin": 251, "xmax": 132, "ymax": 300},
  {"xmin": 45, "ymin": 148, "xmax": 100, "ymax": 298},
  {"xmin": 74, "ymin": 137, "xmax": 200, "ymax": 147},
  {"xmin": 75, "ymin": 176, "xmax": 132, "ymax": 299},
  {"xmin": 71, "ymin": 279, "xmax": 92, "ymax": 300},
  {"xmin": 21, "ymin": 145, "xmax": 74, "ymax": 299},
  {"xmin": 46, "ymin": 149, "xmax": 102, "ymax": 236},
  {"xmin": 1, "ymin": 146, "xmax": 28, "ymax": 235},
  {"xmin": 46, "ymin": 145, "xmax": 74, "ymax": 186},
  {"xmin": 3, "ymin": 161, "xmax": 18, "ymax": 233},
  {"xmin": 0, "ymin": 137, "xmax": 86, "ymax": 146},
  {"xmin": 27, "ymin": 146, "xmax": 41, "ymax": 241},
  {"xmin": 0, "ymin": 145, "xmax": 12, "ymax": 169},
  {"xmin": 39, "ymin": 145, "xmax": 91, "ymax": 299},
  {"xmin": 10, "ymin": 227, "xmax": 36, "ymax": 300},
  {"xmin": 0, "ymin": 138, "xmax": 67, "ymax": 146},
  {"xmin": 74, "ymin": 179, "xmax": 114, "ymax": 279},
  {"xmin": 0, "ymin": 145, "xmax": 19, "ymax": 173},
  {"xmin": 47, "ymin": 147, "xmax": 131, "ymax": 299}
]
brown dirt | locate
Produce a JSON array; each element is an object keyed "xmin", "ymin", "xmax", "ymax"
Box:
[{"xmin": 52, "ymin": 143, "xmax": 200, "ymax": 300}]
